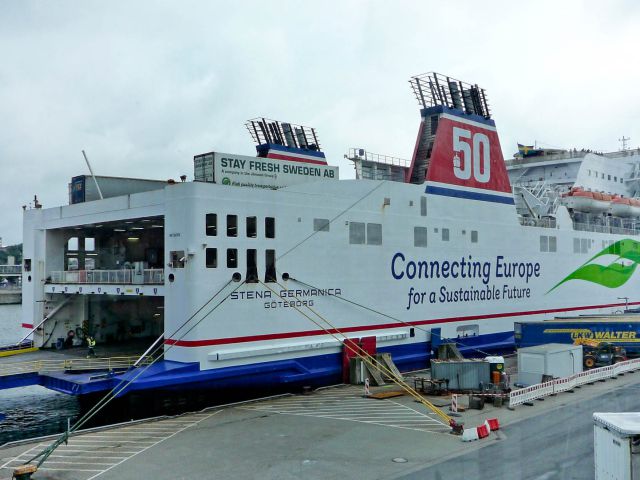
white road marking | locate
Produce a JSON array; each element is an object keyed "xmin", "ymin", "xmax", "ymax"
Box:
[
  {"xmin": 242, "ymin": 386, "xmax": 450, "ymax": 434},
  {"xmin": 0, "ymin": 411, "xmax": 220, "ymax": 480}
]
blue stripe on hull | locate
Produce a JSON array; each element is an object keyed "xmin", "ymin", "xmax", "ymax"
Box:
[
  {"xmin": 426, "ymin": 185, "xmax": 515, "ymax": 205},
  {"xmin": 28, "ymin": 331, "xmax": 515, "ymax": 396}
]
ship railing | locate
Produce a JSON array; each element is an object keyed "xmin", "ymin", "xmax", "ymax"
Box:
[
  {"xmin": 573, "ymin": 223, "xmax": 640, "ymax": 236},
  {"xmin": 347, "ymin": 148, "xmax": 410, "ymax": 168},
  {"xmin": 0, "ymin": 355, "xmax": 154, "ymax": 377},
  {"xmin": 49, "ymin": 269, "xmax": 164, "ymax": 285},
  {"xmin": 0, "ymin": 265, "xmax": 22, "ymax": 275},
  {"xmin": 518, "ymin": 217, "xmax": 557, "ymax": 229}
]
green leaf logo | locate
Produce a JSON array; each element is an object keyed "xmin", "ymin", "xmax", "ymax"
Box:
[{"xmin": 548, "ymin": 239, "xmax": 640, "ymax": 293}]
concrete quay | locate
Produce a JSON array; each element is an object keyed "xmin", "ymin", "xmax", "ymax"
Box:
[{"xmin": 2, "ymin": 368, "xmax": 640, "ymax": 480}]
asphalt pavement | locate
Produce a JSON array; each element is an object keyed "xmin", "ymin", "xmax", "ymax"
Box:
[
  {"xmin": 3, "ymin": 373, "xmax": 640, "ymax": 479},
  {"xmin": 399, "ymin": 382, "xmax": 640, "ymax": 480}
]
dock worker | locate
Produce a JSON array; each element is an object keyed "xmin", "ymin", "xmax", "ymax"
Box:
[
  {"xmin": 63, "ymin": 330, "xmax": 75, "ymax": 349},
  {"xmin": 86, "ymin": 336, "xmax": 96, "ymax": 358}
]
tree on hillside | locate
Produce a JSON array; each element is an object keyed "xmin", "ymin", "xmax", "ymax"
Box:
[{"xmin": 0, "ymin": 244, "xmax": 23, "ymax": 264}]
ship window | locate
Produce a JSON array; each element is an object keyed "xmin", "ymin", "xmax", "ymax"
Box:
[
  {"xmin": 614, "ymin": 176, "xmax": 618, "ymax": 182},
  {"xmin": 540, "ymin": 236, "xmax": 548, "ymax": 252},
  {"xmin": 581, "ymin": 238, "xmax": 589, "ymax": 254},
  {"xmin": 314, "ymin": 218, "xmax": 330, "ymax": 232},
  {"xmin": 420, "ymin": 196, "xmax": 427, "ymax": 216},
  {"xmin": 24, "ymin": 259, "xmax": 31, "ymax": 272},
  {"xmin": 265, "ymin": 249, "xmax": 276, "ymax": 282},
  {"xmin": 227, "ymin": 215, "xmax": 237, "ymax": 237},
  {"xmin": 206, "ymin": 214, "xmax": 217, "ymax": 236},
  {"xmin": 471, "ymin": 230, "xmax": 478, "ymax": 243},
  {"xmin": 85, "ymin": 238, "xmax": 95, "ymax": 251},
  {"xmin": 442, "ymin": 228, "xmax": 450, "ymax": 241},
  {"xmin": 206, "ymin": 248, "xmax": 217, "ymax": 268},
  {"xmin": 68, "ymin": 258, "xmax": 79, "ymax": 271},
  {"xmin": 349, "ymin": 222, "xmax": 365, "ymax": 244},
  {"xmin": 246, "ymin": 216, "xmax": 257, "ymax": 238},
  {"xmin": 608, "ymin": 175, "xmax": 611, "ymax": 181},
  {"xmin": 227, "ymin": 249, "xmax": 238, "ymax": 268},
  {"xmin": 456, "ymin": 324, "xmax": 479, "ymax": 337},
  {"xmin": 67, "ymin": 237, "xmax": 79, "ymax": 251},
  {"xmin": 414, "ymin": 227, "xmax": 428, "ymax": 247},
  {"xmin": 621, "ymin": 178, "xmax": 624, "ymax": 183},
  {"xmin": 549, "ymin": 236, "xmax": 557, "ymax": 252},
  {"xmin": 265, "ymin": 217, "xmax": 275, "ymax": 238},
  {"xmin": 367, "ymin": 223, "xmax": 382, "ymax": 245},
  {"xmin": 601, "ymin": 173, "xmax": 605, "ymax": 179},
  {"xmin": 170, "ymin": 250, "xmax": 185, "ymax": 268},
  {"xmin": 573, "ymin": 238, "xmax": 580, "ymax": 253},
  {"xmin": 246, "ymin": 249, "xmax": 258, "ymax": 283}
]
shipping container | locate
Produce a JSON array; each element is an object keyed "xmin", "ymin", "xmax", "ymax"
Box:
[
  {"xmin": 517, "ymin": 343, "xmax": 582, "ymax": 385},
  {"xmin": 593, "ymin": 412, "xmax": 640, "ymax": 479},
  {"xmin": 515, "ymin": 317, "xmax": 640, "ymax": 356},
  {"xmin": 68, "ymin": 175, "xmax": 168, "ymax": 204},
  {"xmin": 430, "ymin": 359, "xmax": 490, "ymax": 390}
]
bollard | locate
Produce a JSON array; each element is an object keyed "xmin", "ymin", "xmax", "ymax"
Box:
[{"xmin": 364, "ymin": 377, "xmax": 370, "ymax": 397}]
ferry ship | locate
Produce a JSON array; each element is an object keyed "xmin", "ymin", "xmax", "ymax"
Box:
[{"xmin": 19, "ymin": 72, "xmax": 640, "ymax": 395}]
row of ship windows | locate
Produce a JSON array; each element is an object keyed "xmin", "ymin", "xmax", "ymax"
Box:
[
  {"xmin": 601, "ymin": 239, "xmax": 624, "ymax": 251},
  {"xmin": 205, "ymin": 214, "xmax": 275, "ymax": 239},
  {"xmin": 540, "ymin": 236, "xmax": 630, "ymax": 254},
  {"xmin": 171, "ymin": 247, "xmax": 277, "ymax": 283},
  {"xmin": 587, "ymin": 170, "xmax": 624, "ymax": 183},
  {"xmin": 347, "ymin": 223, "xmax": 479, "ymax": 247}
]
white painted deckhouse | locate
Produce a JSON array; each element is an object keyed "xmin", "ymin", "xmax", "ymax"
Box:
[{"xmin": 20, "ymin": 73, "xmax": 640, "ymax": 394}]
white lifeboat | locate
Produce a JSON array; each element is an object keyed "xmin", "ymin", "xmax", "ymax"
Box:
[
  {"xmin": 562, "ymin": 188, "xmax": 610, "ymax": 213},
  {"xmin": 609, "ymin": 197, "xmax": 640, "ymax": 218}
]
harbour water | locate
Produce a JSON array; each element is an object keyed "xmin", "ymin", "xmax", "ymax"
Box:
[
  {"xmin": 0, "ymin": 304, "xmax": 80, "ymax": 445},
  {"xmin": 0, "ymin": 304, "xmax": 286, "ymax": 446}
]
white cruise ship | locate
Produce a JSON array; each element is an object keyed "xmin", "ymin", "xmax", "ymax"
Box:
[{"xmin": 18, "ymin": 72, "xmax": 640, "ymax": 394}]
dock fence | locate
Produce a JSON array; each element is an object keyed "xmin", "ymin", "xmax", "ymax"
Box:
[{"xmin": 509, "ymin": 358, "xmax": 640, "ymax": 407}]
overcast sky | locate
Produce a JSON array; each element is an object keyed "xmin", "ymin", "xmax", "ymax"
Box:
[{"xmin": 1, "ymin": 1, "xmax": 640, "ymax": 245}]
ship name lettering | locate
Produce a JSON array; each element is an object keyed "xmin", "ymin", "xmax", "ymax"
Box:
[
  {"xmin": 231, "ymin": 290, "xmax": 273, "ymax": 300},
  {"xmin": 279, "ymin": 288, "xmax": 342, "ymax": 298}
]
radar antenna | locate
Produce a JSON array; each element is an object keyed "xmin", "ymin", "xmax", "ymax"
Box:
[{"xmin": 619, "ymin": 136, "xmax": 630, "ymax": 151}]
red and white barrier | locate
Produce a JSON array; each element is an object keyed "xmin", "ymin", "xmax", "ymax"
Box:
[
  {"xmin": 509, "ymin": 357, "xmax": 640, "ymax": 408},
  {"xmin": 477, "ymin": 423, "xmax": 490, "ymax": 439},
  {"xmin": 450, "ymin": 394, "xmax": 458, "ymax": 413},
  {"xmin": 461, "ymin": 427, "xmax": 479, "ymax": 442},
  {"xmin": 487, "ymin": 418, "xmax": 500, "ymax": 431},
  {"xmin": 462, "ymin": 419, "xmax": 499, "ymax": 442}
]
